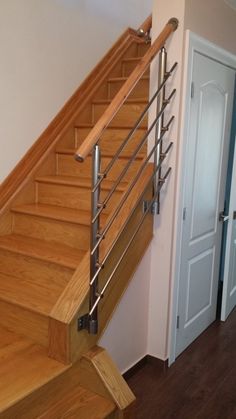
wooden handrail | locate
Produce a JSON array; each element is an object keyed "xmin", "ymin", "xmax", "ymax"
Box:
[{"xmin": 75, "ymin": 17, "xmax": 178, "ymax": 162}]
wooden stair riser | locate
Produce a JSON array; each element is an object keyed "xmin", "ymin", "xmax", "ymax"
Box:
[
  {"xmin": 92, "ymin": 102, "xmax": 148, "ymax": 127},
  {"xmin": 0, "ymin": 249, "xmax": 73, "ymax": 285},
  {"xmin": 0, "ymin": 300, "xmax": 48, "ymax": 347},
  {"xmin": 137, "ymin": 42, "xmax": 150, "ymax": 56},
  {"xmin": 56, "ymin": 153, "xmax": 143, "ymax": 182},
  {"xmin": 56, "ymin": 126, "xmax": 76, "ymax": 149},
  {"xmin": 75, "ymin": 128, "xmax": 147, "ymax": 155},
  {"xmin": 75, "ymin": 127, "xmax": 147, "ymax": 155},
  {"xmin": 37, "ymin": 182, "xmax": 121, "ymax": 214},
  {"xmin": 12, "ymin": 213, "xmax": 90, "ymax": 251},
  {"xmin": 122, "ymin": 59, "xmax": 150, "ymax": 77},
  {"xmin": 108, "ymin": 77, "xmax": 149, "ymax": 99}
]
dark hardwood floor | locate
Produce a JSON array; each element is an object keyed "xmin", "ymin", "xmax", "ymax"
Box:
[{"xmin": 126, "ymin": 308, "xmax": 236, "ymax": 419}]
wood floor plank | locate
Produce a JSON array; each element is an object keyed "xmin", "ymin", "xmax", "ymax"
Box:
[
  {"xmin": 126, "ymin": 309, "xmax": 236, "ymax": 419},
  {"xmin": 0, "ymin": 326, "xmax": 68, "ymax": 414}
]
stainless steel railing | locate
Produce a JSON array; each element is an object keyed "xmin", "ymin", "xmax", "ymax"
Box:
[{"xmin": 78, "ymin": 47, "xmax": 177, "ymax": 334}]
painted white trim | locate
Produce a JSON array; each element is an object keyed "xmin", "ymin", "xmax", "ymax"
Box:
[{"xmin": 168, "ymin": 30, "xmax": 236, "ymax": 365}]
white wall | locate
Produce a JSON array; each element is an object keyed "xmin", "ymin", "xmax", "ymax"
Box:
[
  {"xmin": 100, "ymin": 246, "xmax": 152, "ymax": 373},
  {"xmin": 0, "ymin": 0, "xmax": 152, "ymax": 183}
]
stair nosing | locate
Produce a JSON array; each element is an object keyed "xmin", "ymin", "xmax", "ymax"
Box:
[
  {"xmin": 11, "ymin": 203, "xmax": 93, "ymax": 227},
  {"xmin": 55, "ymin": 148, "xmax": 145, "ymax": 161},
  {"xmin": 35, "ymin": 175, "xmax": 128, "ymax": 191},
  {"xmin": 108, "ymin": 75, "xmax": 149, "ymax": 83}
]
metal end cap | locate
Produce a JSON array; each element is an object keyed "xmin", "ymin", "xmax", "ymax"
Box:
[
  {"xmin": 74, "ymin": 153, "xmax": 84, "ymax": 163},
  {"xmin": 168, "ymin": 17, "xmax": 179, "ymax": 31}
]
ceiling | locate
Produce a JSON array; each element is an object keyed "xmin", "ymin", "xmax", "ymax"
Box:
[{"xmin": 224, "ymin": 0, "xmax": 236, "ymax": 10}]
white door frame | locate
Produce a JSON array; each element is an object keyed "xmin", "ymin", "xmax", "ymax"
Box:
[{"xmin": 169, "ymin": 31, "xmax": 236, "ymax": 366}]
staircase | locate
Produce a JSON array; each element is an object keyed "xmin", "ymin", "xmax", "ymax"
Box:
[{"xmin": 0, "ymin": 15, "xmax": 178, "ymax": 418}]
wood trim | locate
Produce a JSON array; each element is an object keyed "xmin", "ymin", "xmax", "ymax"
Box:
[
  {"xmin": 82, "ymin": 346, "xmax": 136, "ymax": 411},
  {"xmin": 75, "ymin": 18, "xmax": 178, "ymax": 161},
  {"xmin": 0, "ymin": 18, "xmax": 151, "ymax": 212}
]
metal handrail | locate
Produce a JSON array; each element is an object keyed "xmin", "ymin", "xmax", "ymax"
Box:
[
  {"xmin": 89, "ymin": 141, "xmax": 173, "ymax": 287},
  {"xmin": 91, "ymin": 87, "xmax": 176, "ymax": 225},
  {"xmin": 92, "ymin": 62, "xmax": 177, "ymax": 194},
  {"xmin": 91, "ymin": 91, "xmax": 175, "ymax": 256},
  {"xmin": 77, "ymin": 18, "xmax": 179, "ymax": 334},
  {"xmin": 89, "ymin": 166, "xmax": 172, "ymax": 316}
]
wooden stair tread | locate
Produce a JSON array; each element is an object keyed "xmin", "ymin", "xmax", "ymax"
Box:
[
  {"xmin": 0, "ymin": 326, "xmax": 69, "ymax": 413},
  {"xmin": 35, "ymin": 174, "xmax": 128, "ymax": 192},
  {"xmin": 56, "ymin": 148, "xmax": 145, "ymax": 160},
  {"xmin": 12, "ymin": 203, "xmax": 106, "ymax": 226},
  {"xmin": 0, "ymin": 234, "xmax": 84, "ymax": 269},
  {"xmin": 0, "ymin": 271, "xmax": 66, "ymax": 315},
  {"xmin": 37, "ymin": 386, "xmax": 115, "ymax": 419}
]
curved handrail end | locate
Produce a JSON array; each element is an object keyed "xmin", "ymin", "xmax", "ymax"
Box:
[
  {"xmin": 168, "ymin": 17, "xmax": 179, "ymax": 31},
  {"xmin": 74, "ymin": 153, "xmax": 84, "ymax": 163}
]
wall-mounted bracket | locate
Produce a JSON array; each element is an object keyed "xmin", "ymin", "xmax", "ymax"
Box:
[
  {"xmin": 143, "ymin": 200, "xmax": 159, "ymax": 215},
  {"xmin": 78, "ymin": 314, "xmax": 98, "ymax": 334}
]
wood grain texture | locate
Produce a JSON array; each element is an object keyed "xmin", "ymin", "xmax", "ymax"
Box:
[
  {"xmin": 50, "ymin": 164, "xmax": 153, "ymax": 324},
  {"xmin": 0, "ymin": 330, "xmax": 116, "ymax": 419},
  {"xmin": 0, "ymin": 326, "xmax": 69, "ymax": 415},
  {"xmin": 127, "ymin": 309, "xmax": 236, "ymax": 419},
  {"xmin": 76, "ymin": 19, "xmax": 176, "ymax": 160},
  {"xmin": 84, "ymin": 347, "xmax": 135, "ymax": 411},
  {"xmin": 49, "ymin": 166, "xmax": 153, "ymax": 363}
]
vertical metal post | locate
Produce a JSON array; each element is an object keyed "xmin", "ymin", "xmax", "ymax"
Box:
[
  {"xmin": 89, "ymin": 144, "xmax": 101, "ymax": 334},
  {"xmin": 154, "ymin": 47, "xmax": 167, "ymax": 213}
]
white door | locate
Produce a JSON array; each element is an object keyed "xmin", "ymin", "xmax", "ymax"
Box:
[
  {"xmin": 221, "ymin": 135, "xmax": 236, "ymax": 321},
  {"xmin": 176, "ymin": 51, "xmax": 235, "ymax": 357}
]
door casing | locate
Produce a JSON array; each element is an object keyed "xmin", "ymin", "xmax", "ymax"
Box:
[{"xmin": 169, "ymin": 31, "xmax": 236, "ymax": 365}]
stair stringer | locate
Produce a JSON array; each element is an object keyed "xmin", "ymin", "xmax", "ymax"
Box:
[{"xmin": 49, "ymin": 164, "xmax": 154, "ymax": 364}]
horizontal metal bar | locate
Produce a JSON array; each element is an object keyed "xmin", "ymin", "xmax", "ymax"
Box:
[
  {"xmin": 93, "ymin": 62, "xmax": 177, "ymax": 193},
  {"xmin": 92, "ymin": 91, "xmax": 176, "ymax": 224},
  {"xmin": 90, "ymin": 107, "xmax": 175, "ymax": 256},
  {"xmin": 89, "ymin": 167, "xmax": 172, "ymax": 316},
  {"xmin": 90, "ymin": 141, "xmax": 173, "ymax": 286}
]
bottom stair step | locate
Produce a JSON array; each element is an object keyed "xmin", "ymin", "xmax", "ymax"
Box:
[{"xmin": 0, "ymin": 326, "xmax": 116, "ymax": 419}]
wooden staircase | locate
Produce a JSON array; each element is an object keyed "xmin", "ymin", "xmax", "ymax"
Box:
[{"xmin": 0, "ymin": 19, "xmax": 153, "ymax": 418}]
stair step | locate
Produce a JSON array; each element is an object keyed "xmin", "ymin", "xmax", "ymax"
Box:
[
  {"xmin": 92, "ymin": 99, "xmax": 148, "ymax": 127},
  {"xmin": 56, "ymin": 147, "xmax": 145, "ymax": 160},
  {"xmin": 0, "ymin": 234, "xmax": 83, "ymax": 270},
  {"xmin": 56, "ymin": 151, "xmax": 143, "ymax": 183},
  {"xmin": 121, "ymin": 57, "xmax": 150, "ymax": 77},
  {"xmin": 74, "ymin": 126, "xmax": 147, "ymax": 161},
  {"xmin": 0, "ymin": 271, "xmax": 64, "ymax": 316},
  {"xmin": 0, "ymin": 326, "xmax": 69, "ymax": 415},
  {"xmin": 34, "ymin": 175, "xmax": 123, "ymax": 214},
  {"xmin": 12, "ymin": 202, "xmax": 92, "ymax": 250},
  {"xmin": 36, "ymin": 174, "xmax": 128, "ymax": 192},
  {"xmin": 108, "ymin": 76, "xmax": 149, "ymax": 99},
  {"xmin": 12, "ymin": 202, "xmax": 102, "ymax": 226}
]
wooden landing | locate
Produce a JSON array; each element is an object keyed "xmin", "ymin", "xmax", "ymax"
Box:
[{"xmin": 0, "ymin": 326, "xmax": 116, "ymax": 419}]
